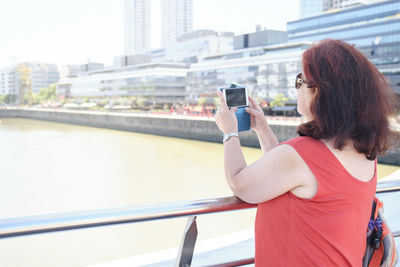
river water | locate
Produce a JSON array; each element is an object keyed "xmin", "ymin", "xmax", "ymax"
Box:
[{"xmin": 0, "ymin": 118, "xmax": 398, "ymax": 267}]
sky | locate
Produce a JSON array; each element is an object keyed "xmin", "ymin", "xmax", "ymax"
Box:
[{"xmin": 0, "ymin": 0, "xmax": 299, "ymax": 68}]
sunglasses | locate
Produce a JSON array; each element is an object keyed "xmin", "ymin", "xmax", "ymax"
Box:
[{"xmin": 295, "ymin": 73, "xmax": 313, "ymax": 89}]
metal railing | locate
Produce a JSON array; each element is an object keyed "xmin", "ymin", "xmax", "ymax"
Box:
[{"xmin": 0, "ymin": 179, "xmax": 399, "ymax": 266}]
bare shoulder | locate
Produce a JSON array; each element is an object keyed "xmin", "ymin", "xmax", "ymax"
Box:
[
  {"xmin": 266, "ymin": 143, "xmax": 300, "ymax": 162},
  {"xmin": 261, "ymin": 143, "xmax": 318, "ymax": 200},
  {"xmin": 265, "ymin": 143, "xmax": 306, "ymax": 168}
]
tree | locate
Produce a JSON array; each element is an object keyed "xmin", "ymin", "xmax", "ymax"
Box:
[
  {"xmin": 136, "ymin": 97, "xmax": 147, "ymax": 106},
  {"xmin": 197, "ymin": 97, "xmax": 206, "ymax": 106},
  {"xmin": 23, "ymin": 91, "xmax": 34, "ymax": 105},
  {"xmin": 0, "ymin": 94, "xmax": 15, "ymax": 105},
  {"xmin": 33, "ymin": 84, "xmax": 57, "ymax": 104},
  {"xmin": 16, "ymin": 64, "xmax": 32, "ymax": 105},
  {"xmin": 270, "ymin": 93, "xmax": 289, "ymax": 108}
]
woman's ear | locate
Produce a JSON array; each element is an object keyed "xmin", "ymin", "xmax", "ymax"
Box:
[{"xmin": 312, "ymin": 87, "xmax": 318, "ymax": 98}]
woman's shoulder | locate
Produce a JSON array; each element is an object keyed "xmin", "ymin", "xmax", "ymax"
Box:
[
  {"xmin": 281, "ymin": 136, "xmax": 321, "ymax": 147},
  {"xmin": 270, "ymin": 138, "xmax": 314, "ymax": 168},
  {"xmin": 279, "ymin": 136, "xmax": 327, "ymax": 164}
]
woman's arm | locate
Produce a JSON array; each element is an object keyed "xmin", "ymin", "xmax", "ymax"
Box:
[
  {"xmin": 215, "ymin": 92, "xmax": 309, "ymax": 204},
  {"xmin": 214, "ymin": 91, "xmax": 247, "ymax": 188},
  {"xmin": 225, "ymin": 144, "xmax": 307, "ymax": 203},
  {"xmin": 253, "ymin": 124, "xmax": 279, "ymax": 154}
]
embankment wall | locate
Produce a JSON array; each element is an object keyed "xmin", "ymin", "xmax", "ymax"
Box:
[{"xmin": 1, "ymin": 108, "xmax": 398, "ymax": 165}]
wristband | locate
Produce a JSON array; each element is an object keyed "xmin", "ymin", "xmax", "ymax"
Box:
[{"xmin": 223, "ymin": 132, "xmax": 239, "ymax": 143}]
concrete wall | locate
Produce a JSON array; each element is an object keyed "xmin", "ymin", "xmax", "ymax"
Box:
[{"xmin": 1, "ymin": 108, "xmax": 398, "ymax": 165}]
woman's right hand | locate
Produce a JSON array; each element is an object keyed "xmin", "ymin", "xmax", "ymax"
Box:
[
  {"xmin": 246, "ymin": 97, "xmax": 269, "ymax": 134},
  {"xmin": 215, "ymin": 90, "xmax": 238, "ymax": 134}
]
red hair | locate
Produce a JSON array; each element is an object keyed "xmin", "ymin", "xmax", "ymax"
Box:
[{"xmin": 298, "ymin": 39, "xmax": 399, "ymax": 160}]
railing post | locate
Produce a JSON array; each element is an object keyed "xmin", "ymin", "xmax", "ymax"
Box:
[{"xmin": 175, "ymin": 216, "xmax": 198, "ymax": 267}]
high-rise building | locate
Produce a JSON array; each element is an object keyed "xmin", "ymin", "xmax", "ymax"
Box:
[
  {"xmin": 289, "ymin": 0, "xmax": 400, "ymax": 94},
  {"xmin": 124, "ymin": 0, "xmax": 151, "ymax": 55},
  {"xmin": 162, "ymin": 0, "xmax": 193, "ymax": 47},
  {"xmin": 300, "ymin": 0, "xmax": 324, "ymax": 18}
]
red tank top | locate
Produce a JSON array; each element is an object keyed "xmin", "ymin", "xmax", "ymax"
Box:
[{"xmin": 255, "ymin": 137, "xmax": 377, "ymax": 266}]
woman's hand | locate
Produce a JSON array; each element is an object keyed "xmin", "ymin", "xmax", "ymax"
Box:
[
  {"xmin": 215, "ymin": 90, "xmax": 238, "ymax": 134},
  {"xmin": 246, "ymin": 97, "xmax": 269, "ymax": 134}
]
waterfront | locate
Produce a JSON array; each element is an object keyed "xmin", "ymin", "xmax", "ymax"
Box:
[{"xmin": 0, "ymin": 118, "xmax": 398, "ymax": 267}]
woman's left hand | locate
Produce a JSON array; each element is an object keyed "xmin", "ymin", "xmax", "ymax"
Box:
[
  {"xmin": 246, "ymin": 96, "xmax": 269, "ymax": 135},
  {"xmin": 215, "ymin": 90, "xmax": 238, "ymax": 134}
]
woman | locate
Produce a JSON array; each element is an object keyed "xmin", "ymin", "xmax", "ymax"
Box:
[{"xmin": 215, "ymin": 39, "xmax": 398, "ymax": 266}]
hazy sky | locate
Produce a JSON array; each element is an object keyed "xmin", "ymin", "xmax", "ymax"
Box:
[{"xmin": 0, "ymin": 0, "xmax": 299, "ymax": 67}]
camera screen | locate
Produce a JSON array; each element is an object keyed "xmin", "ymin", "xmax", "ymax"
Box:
[{"xmin": 225, "ymin": 88, "xmax": 247, "ymax": 107}]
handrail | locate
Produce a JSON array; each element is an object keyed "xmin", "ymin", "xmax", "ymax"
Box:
[
  {"xmin": 0, "ymin": 180, "xmax": 399, "ymax": 239},
  {"xmin": 375, "ymin": 180, "xmax": 400, "ymax": 193},
  {"xmin": 0, "ymin": 196, "xmax": 256, "ymax": 239}
]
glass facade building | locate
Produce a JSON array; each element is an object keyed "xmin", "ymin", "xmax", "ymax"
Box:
[
  {"xmin": 288, "ymin": 0, "xmax": 400, "ymax": 93},
  {"xmin": 186, "ymin": 43, "xmax": 310, "ymax": 101},
  {"xmin": 300, "ymin": 0, "xmax": 324, "ymax": 18},
  {"xmin": 57, "ymin": 63, "xmax": 188, "ymax": 103},
  {"xmin": 59, "ymin": 43, "xmax": 310, "ymax": 104}
]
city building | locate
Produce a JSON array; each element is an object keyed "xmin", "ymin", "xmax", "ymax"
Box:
[
  {"xmin": 0, "ymin": 62, "xmax": 59, "ymax": 102},
  {"xmin": 59, "ymin": 65, "xmax": 81, "ymax": 79},
  {"xmin": 147, "ymin": 30, "xmax": 234, "ymax": 63},
  {"xmin": 80, "ymin": 63, "xmax": 104, "ymax": 73},
  {"xmin": 57, "ymin": 63, "xmax": 188, "ymax": 103},
  {"xmin": 186, "ymin": 42, "xmax": 311, "ymax": 101},
  {"xmin": 58, "ymin": 41, "xmax": 310, "ymax": 104},
  {"xmin": 124, "ymin": 0, "xmax": 151, "ymax": 55},
  {"xmin": 323, "ymin": 0, "xmax": 346, "ymax": 10},
  {"xmin": 288, "ymin": 0, "xmax": 400, "ymax": 94},
  {"xmin": 113, "ymin": 55, "xmax": 151, "ymax": 67},
  {"xmin": 338, "ymin": 0, "xmax": 385, "ymax": 9},
  {"xmin": 19, "ymin": 62, "xmax": 59, "ymax": 94},
  {"xmin": 0, "ymin": 66, "xmax": 18, "ymax": 97},
  {"xmin": 299, "ymin": 0, "xmax": 385, "ymax": 18},
  {"xmin": 162, "ymin": 0, "xmax": 193, "ymax": 47},
  {"xmin": 234, "ymin": 29, "xmax": 288, "ymax": 50},
  {"xmin": 300, "ymin": 0, "xmax": 324, "ymax": 18}
]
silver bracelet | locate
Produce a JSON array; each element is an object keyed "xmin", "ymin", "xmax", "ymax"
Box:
[{"xmin": 223, "ymin": 132, "xmax": 239, "ymax": 143}]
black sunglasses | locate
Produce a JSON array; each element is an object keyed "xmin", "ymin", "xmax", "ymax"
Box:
[{"xmin": 295, "ymin": 73, "xmax": 313, "ymax": 89}]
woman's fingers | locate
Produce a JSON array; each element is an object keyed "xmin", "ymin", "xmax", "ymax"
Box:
[
  {"xmin": 217, "ymin": 90, "xmax": 228, "ymax": 110},
  {"xmin": 249, "ymin": 96, "xmax": 262, "ymax": 111},
  {"xmin": 246, "ymin": 106, "xmax": 265, "ymax": 118},
  {"xmin": 246, "ymin": 106, "xmax": 260, "ymax": 116}
]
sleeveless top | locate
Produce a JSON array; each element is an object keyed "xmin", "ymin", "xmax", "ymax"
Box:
[{"xmin": 255, "ymin": 136, "xmax": 377, "ymax": 266}]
